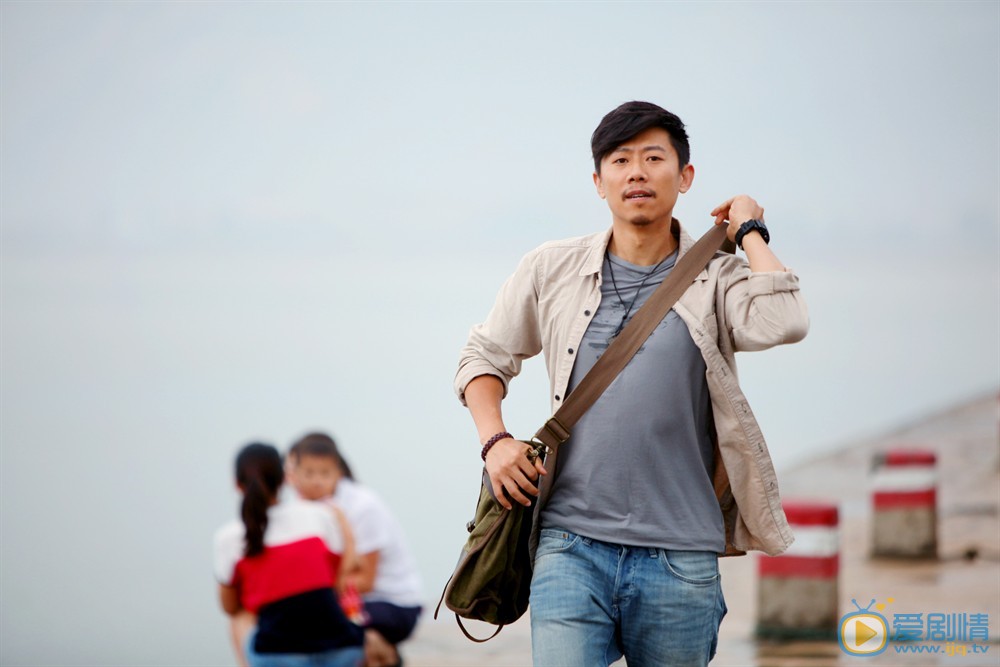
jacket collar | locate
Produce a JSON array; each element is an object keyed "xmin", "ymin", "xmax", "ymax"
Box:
[{"xmin": 579, "ymin": 218, "xmax": 696, "ymax": 277}]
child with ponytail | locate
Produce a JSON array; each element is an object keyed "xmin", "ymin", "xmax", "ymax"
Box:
[{"xmin": 213, "ymin": 443, "xmax": 364, "ymax": 667}]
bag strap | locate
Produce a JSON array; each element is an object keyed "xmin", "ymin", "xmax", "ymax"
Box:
[
  {"xmin": 533, "ymin": 223, "xmax": 729, "ymax": 450},
  {"xmin": 433, "ymin": 573, "xmax": 505, "ymax": 641},
  {"xmin": 455, "ymin": 615, "xmax": 504, "ymax": 643}
]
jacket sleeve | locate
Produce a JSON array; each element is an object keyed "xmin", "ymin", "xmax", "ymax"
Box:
[
  {"xmin": 454, "ymin": 250, "xmax": 544, "ymax": 406},
  {"xmin": 721, "ymin": 257, "xmax": 809, "ymax": 352}
]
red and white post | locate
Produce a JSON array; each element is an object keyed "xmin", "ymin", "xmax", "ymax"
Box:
[
  {"xmin": 756, "ymin": 502, "xmax": 840, "ymax": 639},
  {"xmin": 871, "ymin": 449, "xmax": 937, "ymax": 559}
]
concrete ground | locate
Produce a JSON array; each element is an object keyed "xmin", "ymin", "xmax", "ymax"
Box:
[{"xmin": 407, "ymin": 391, "xmax": 1000, "ymax": 666}]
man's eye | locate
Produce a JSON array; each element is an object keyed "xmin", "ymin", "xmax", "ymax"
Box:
[
  {"xmin": 648, "ymin": 155, "xmax": 662, "ymax": 161},
  {"xmin": 614, "ymin": 158, "xmax": 627, "ymax": 164}
]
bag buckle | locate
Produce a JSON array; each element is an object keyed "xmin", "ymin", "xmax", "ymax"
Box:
[
  {"xmin": 525, "ymin": 439, "xmax": 550, "ymax": 463},
  {"xmin": 535, "ymin": 416, "xmax": 570, "ymax": 448}
]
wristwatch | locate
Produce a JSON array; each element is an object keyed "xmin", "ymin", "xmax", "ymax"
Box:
[{"xmin": 735, "ymin": 219, "xmax": 770, "ymax": 250}]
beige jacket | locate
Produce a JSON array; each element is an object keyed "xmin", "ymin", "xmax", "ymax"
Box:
[{"xmin": 455, "ymin": 219, "xmax": 809, "ymax": 556}]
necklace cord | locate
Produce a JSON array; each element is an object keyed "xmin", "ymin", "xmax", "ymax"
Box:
[{"xmin": 606, "ymin": 250, "xmax": 672, "ymax": 339}]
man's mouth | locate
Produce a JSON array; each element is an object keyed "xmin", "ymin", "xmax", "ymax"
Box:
[{"xmin": 624, "ymin": 189, "xmax": 653, "ymax": 200}]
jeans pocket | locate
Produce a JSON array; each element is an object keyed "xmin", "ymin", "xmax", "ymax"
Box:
[
  {"xmin": 658, "ymin": 549, "xmax": 720, "ymax": 586},
  {"xmin": 534, "ymin": 528, "xmax": 581, "ymax": 559}
]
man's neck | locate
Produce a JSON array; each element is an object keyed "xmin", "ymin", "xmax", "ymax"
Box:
[{"xmin": 607, "ymin": 218, "xmax": 678, "ymax": 266}]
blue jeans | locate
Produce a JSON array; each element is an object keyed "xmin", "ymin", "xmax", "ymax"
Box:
[
  {"xmin": 245, "ymin": 633, "xmax": 364, "ymax": 667},
  {"xmin": 530, "ymin": 529, "xmax": 727, "ymax": 667}
]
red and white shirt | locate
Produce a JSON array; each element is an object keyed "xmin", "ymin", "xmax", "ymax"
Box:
[{"xmin": 213, "ymin": 499, "xmax": 345, "ymax": 613}]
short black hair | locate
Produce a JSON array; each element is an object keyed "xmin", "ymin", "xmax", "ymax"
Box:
[
  {"xmin": 288, "ymin": 432, "xmax": 355, "ymax": 480},
  {"xmin": 591, "ymin": 101, "xmax": 689, "ymax": 174}
]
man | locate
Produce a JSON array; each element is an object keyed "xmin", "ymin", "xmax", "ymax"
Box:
[{"xmin": 454, "ymin": 101, "xmax": 808, "ymax": 666}]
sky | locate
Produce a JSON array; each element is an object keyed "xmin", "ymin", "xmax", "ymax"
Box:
[{"xmin": 1, "ymin": 2, "xmax": 998, "ymax": 665}]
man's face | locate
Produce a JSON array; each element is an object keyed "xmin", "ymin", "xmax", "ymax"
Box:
[
  {"xmin": 287, "ymin": 454, "xmax": 341, "ymax": 501},
  {"xmin": 593, "ymin": 127, "xmax": 695, "ymax": 228}
]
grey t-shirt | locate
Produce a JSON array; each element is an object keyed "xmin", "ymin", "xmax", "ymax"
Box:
[{"xmin": 540, "ymin": 251, "xmax": 725, "ymax": 552}]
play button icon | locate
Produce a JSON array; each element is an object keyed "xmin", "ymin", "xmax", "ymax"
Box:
[
  {"xmin": 839, "ymin": 611, "xmax": 888, "ymax": 656},
  {"xmin": 855, "ymin": 620, "xmax": 878, "ymax": 647}
]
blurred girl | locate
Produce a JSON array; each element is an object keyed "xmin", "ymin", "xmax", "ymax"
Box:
[{"xmin": 213, "ymin": 442, "xmax": 364, "ymax": 667}]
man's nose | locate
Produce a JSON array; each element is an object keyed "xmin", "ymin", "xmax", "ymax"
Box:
[{"xmin": 628, "ymin": 163, "xmax": 646, "ymax": 182}]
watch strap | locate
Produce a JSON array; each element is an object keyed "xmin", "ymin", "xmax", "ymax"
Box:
[{"xmin": 735, "ymin": 219, "xmax": 769, "ymax": 249}]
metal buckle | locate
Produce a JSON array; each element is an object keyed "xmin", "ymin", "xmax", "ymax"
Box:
[
  {"xmin": 525, "ymin": 438, "xmax": 551, "ymax": 463},
  {"xmin": 539, "ymin": 416, "xmax": 570, "ymax": 446}
]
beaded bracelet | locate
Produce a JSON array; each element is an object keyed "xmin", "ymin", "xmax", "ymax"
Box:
[{"xmin": 480, "ymin": 431, "xmax": 514, "ymax": 461}]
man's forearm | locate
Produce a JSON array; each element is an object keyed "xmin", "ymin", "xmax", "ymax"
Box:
[
  {"xmin": 463, "ymin": 374, "xmax": 508, "ymax": 444},
  {"xmin": 465, "ymin": 373, "xmax": 546, "ymax": 509},
  {"xmin": 741, "ymin": 231, "xmax": 785, "ymax": 273}
]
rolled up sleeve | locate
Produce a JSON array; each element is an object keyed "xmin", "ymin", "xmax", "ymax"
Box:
[
  {"xmin": 455, "ymin": 251, "xmax": 543, "ymax": 405},
  {"xmin": 724, "ymin": 262, "xmax": 809, "ymax": 352}
]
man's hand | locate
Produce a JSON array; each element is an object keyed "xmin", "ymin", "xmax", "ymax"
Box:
[
  {"xmin": 485, "ymin": 437, "xmax": 547, "ymax": 510},
  {"xmin": 711, "ymin": 195, "xmax": 764, "ymax": 243}
]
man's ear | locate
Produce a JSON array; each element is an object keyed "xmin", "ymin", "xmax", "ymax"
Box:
[
  {"xmin": 593, "ymin": 171, "xmax": 606, "ymax": 199},
  {"xmin": 679, "ymin": 163, "xmax": 695, "ymax": 193}
]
